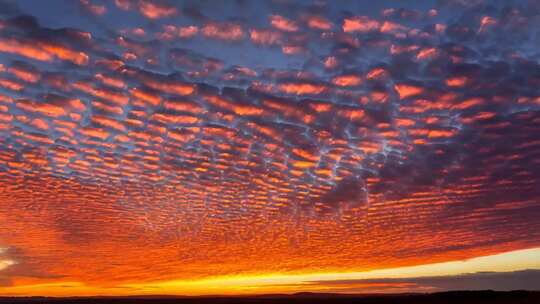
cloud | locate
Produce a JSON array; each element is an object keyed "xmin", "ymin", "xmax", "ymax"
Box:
[
  {"xmin": 306, "ymin": 269, "xmax": 540, "ymax": 292},
  {"xmin": 0, "ymin": 247, "xmax": 15, "ymax": 273},
  {"xmin": 137, "ymin": 0, "xmax": 177, "ymax": 20},
  {"xmin": 0, "ymin": 0, "xmax": 538, "ymax": 293}
]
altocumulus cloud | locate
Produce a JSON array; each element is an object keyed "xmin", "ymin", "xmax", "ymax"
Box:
[{"xmin": 0, "ymin": 0, "xmax": 539, "ymax": 294}]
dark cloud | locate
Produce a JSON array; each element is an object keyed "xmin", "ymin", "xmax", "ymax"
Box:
[{"xmin": 307, "ymin": 269, "xmax": 540, "ymax": 292}]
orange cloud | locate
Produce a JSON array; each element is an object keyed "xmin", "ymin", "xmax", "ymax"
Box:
[
  {"xmin": 79, "ymin": 127, "xmax": 110, "ymax": 140},
  {"xmin": 16, "ymin": 100, "xmax": 66, "ymax": 117},
  {"xmin": 95, "ymin": 73, "xmax": 126, "ymax": 89},
  {"xmin": 343, "ymin": 16, "xmax": 380, "ymax": 33},
  {"xmin": 394, "ymin": 84, "xmax": 424, "ymax": 99},
  {"xmin": 138, "ymin": 0, "xmax": 177, "ymax": 19},
  {"xmin": 446, "ymin": 76, "xmax": 468, "ymax": 87},
  {"xmin": 332, "ymin": 75, "xmax": 362, "ymax": 87},
  {"xmin": 453, "ymin": 98, "xmax": 484, "ymax": 110},
  {"xmin": 8, "ymin": 67, "xmax": 40, "ymax": 83},
  {"xmin": 163, "ymin": 99, "xmax": 205, "ymax": 115},
  {"xmin": 270, "ymin": 15, "xmax": 299, "ymax": 32},
  {"xmin": 0, "ymin": 38, "xmax": 53, "ymax": 62},
  {"xmin": 305, "ymin": 15, "xmax": 333, "ymax": 31},
  {"xmin": 281, "ymin": 45, "xmax": 305, "ymax": 55},
  {"xmin": 202, "ymin": 22, "xmax": 244, "ymax": 41},
  {"xmin": 130, "ymin": 88, "xmax": 161, "ymax": 106},
  {"xmin": 416, "ymin": 47, "xmax": 438, "ymax": 60},
  {"xmin": 250, "ymin": 29, "xmax": 282, "ymax": 46},
  {"xmin": 0, "ymin": 78, "xmax": 24, "ymax": 91},
  {"xmin": 80, "ymin": 0, "xmax": 106, "ymax": 15},
  {"xmin": 178, "ymin": 26, "xmax": 199, "ymax": 38},
  {"xmin": 38, "ymin": 42, "xmax": 89, "ymax": 65},
  {"xmin": 366, "ymin": 68, "xmax": 387, "ymax": 80},
  {"xmin": 142, "ymin": 78, "xmax": 195, "ymax": 96},
  {"xmin": 91, "ymin": 115, "xmax": 127, "ymax": 132},
  {"xmin": 279, "ymin": 83, "xmax": 327, "ymax": 95},
  {"xmin": 72, "ymin": 81, "xmax": 129, "ymax": 106},
  {"xmin": 479, "ymin": 16, "xmax": 497, "ymax": 33},
  {"xmin": 380, "ymin": 21, "xmax": 407, "ymax": 34}
]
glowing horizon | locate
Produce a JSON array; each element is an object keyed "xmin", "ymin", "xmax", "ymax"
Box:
[{"xmin": 2, "ymin": 247, "xmax": 539, "ymax": 296}]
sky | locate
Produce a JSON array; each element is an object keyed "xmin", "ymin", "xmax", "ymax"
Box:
[{"xmin": 0, "ymin": 0, "xmax": 539, "ymax": 296}]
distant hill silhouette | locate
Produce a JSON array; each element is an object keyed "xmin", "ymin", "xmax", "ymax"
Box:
[{"xmin": 0, "ymin": 290, "xmax": 539, "ymax": 303}]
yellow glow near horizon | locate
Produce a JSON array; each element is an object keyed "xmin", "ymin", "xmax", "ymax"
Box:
[
  {"xmin": 2, "ymin": 247, "xmax": 539, "ymax": 296},
  {"xmin": 123, "ymin": 247, "xmax": 540, "ymax": 295}
]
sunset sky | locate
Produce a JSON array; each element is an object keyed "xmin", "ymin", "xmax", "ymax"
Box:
[{"xmin": 0, "ymin": 0, "xmax": 539, "ymax": 296}]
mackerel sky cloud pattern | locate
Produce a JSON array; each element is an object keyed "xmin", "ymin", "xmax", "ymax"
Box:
[{"xmin": 0, "ymin": 0, "xmax": 539, "ymax": 294}]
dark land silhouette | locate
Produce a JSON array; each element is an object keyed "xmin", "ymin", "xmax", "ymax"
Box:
[{"xmin": 1, "ymin": 290, "xmax": 539, "ymax": 304}]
